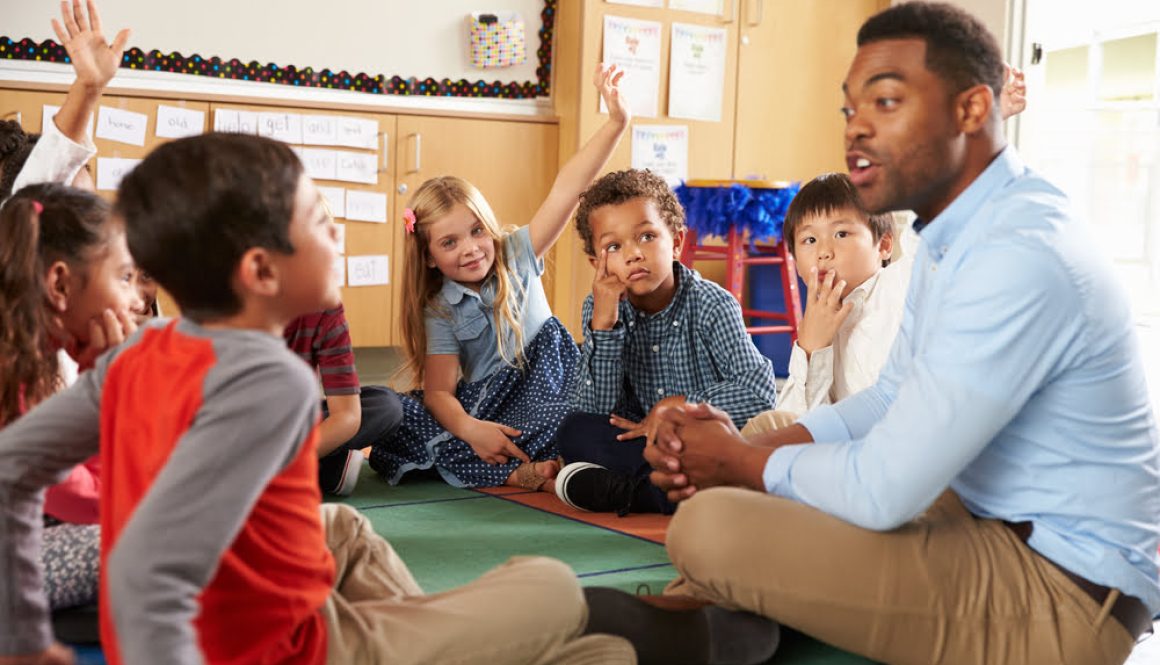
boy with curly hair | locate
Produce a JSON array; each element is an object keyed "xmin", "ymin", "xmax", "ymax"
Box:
[{"xmin": 555, "ymin": 169, "xmax": 776, "ymax": 515}]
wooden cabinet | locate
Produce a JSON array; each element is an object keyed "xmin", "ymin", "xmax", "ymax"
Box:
[
  {"xmin": 732, "ymin": 0, "xmax": 885, "ymax": 180},
  {"xmin": 208, "ymin": 102, "xmax": 399, "ymax": 348},
  {"xmin": 1, "ymin": 86, "xmax": 558, "ymax": 349},
  {"xmin": 390, "ymin": 115, "xmax": 559, "ymax": 345},
  {"xmin": 550, "ymin": 0, "xmax": 887, "ymax": 336},
  {"xmin": 0, "ymin": 89, "xmax": 211, "ymax": 319}
]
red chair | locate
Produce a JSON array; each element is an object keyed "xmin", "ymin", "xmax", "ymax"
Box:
[{"xmin": 677, "ymin": 179, "xmax": 802, "ymax": 341}]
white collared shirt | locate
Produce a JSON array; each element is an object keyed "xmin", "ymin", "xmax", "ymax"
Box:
[{"xmin": 776, "ymin": 253, "xmax": 912, "ymax": 417}]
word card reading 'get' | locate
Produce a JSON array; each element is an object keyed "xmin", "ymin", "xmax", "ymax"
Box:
[{"xmin": 347, "ymin": 256, "xmax": 389, "ymax": 287}]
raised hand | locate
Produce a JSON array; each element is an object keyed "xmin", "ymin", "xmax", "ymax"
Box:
[
  {"xmin": 796, "ymin": 267, "xmax": 852, "ymax": 357},
  {"xmin": 464, "ymin": 421, "xmax": 529, "ymax": 466},
  {"xmin": 52, "ymin": 0, "xmax": 130, "ymax": 91},
  {"xmin": 1000, "ymin": 63, "xmax": 1027, "ymax": 120},
  {"xmin": 595, "ymin": 63, "xmax": 631, "ymax": 126},
  {"xmin": 590, "ymin": 248, "xmax": 626, "ymax": 331}
]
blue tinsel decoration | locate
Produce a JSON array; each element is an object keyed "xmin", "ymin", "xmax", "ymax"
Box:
[{"xmin": 675, "ymin": 182, "xmax": 801, "ymax": 244}]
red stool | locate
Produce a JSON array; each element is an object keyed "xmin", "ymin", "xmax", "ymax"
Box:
[{"xmin": 677, "ymin": 179, "xmax": 802, "ymax": 341}]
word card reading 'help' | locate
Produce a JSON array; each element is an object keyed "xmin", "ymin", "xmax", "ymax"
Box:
[{"xmin": 347, "ymin": 256, "xmax": 389, "ymax": 287}]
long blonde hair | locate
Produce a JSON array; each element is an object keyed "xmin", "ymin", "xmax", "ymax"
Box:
[{"xmin": 399, "ymin": 176, "xmax": 527, "ymax": 388}]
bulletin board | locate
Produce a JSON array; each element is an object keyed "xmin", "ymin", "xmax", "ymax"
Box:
[{"xmin": 1, "ymin": 0, "xmax": 556, "ymax": 100}]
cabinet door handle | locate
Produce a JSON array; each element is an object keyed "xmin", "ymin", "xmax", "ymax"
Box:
[
  {"xmin": 382, "ymin": 132, "xmax": 389, "ymax": 171},
  {"xmin": 409, "ymin": 132, "xmax": 423, "ymax": 174},
  {"xmin": 748, "ymin": 0, "xmax": 764, "ymax": 26}
]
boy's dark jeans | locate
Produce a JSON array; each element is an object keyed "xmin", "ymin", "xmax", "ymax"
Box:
[
  {"xmin": 555, "ymin": 411, "xmax": 677, "ymax": 515},
  {"xmin": 321, "ymin": 385, "xmax": 404, "ymax": 456}
]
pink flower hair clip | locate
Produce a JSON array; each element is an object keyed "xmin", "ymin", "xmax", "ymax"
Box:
[{"xmin": 403, "ymin": 208, "xmax": 417, "ymax": 234}]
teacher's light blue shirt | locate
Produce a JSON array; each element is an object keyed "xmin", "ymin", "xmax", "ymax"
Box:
[{"xmin": 767, "ymin": 146, "xmax": 1160, "ymax": 615}]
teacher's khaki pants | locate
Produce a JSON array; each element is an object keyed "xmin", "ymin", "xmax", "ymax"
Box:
[{"xmin": 665, "ymin": 488, "xmax": 1137, "ymax": 665}]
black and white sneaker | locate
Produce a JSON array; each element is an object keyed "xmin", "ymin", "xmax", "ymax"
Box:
[
  {"xmin": 555, "ymin": 462, "xmax": 647, "ymax": 516},
  {"xmin": 319, "ymin": 449, "xmax": 363, "ymax": 497}
]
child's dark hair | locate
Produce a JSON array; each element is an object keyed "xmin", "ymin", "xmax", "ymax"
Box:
[
  {"xmin": 574, "ymin": 169, "xmax": 686, "ymax": 256},
  {"xmin": 0, "ymin": 183, "xmax": 114, "ymax": 426},
  {"xmin": 0, "ymin": 119, "xmax": 41, "ymax": 201},
  {"xmin": 783, "ymin": 173, "xmax": 894, "ymax": 266},
  {"xmin": 858, "ymin": 1, "xmax": 1005, "ymax": 100},
  {"xmin": 116, "ymin": 133, "xmax": 301, "ymax": 321}
]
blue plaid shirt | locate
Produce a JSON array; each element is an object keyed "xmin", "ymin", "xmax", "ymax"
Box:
[{"xmin": 571, "ymin": 262, "xmax": 776, "ymax": 428}]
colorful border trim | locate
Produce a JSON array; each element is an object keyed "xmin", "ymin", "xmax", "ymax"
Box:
[{"xmin": 0, "ymin": 1, "xmax": 554, "ymax": 99}]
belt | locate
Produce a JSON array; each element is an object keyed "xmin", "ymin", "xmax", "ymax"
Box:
[{"xmin": 1003, "ymin": 520, "xmax": 1152, "ymax": 641}]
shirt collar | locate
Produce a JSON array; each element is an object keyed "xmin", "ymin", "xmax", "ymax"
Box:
[
  {"xmin": 440, "ymin": 276, "xmax": 483, "ymax": 305},
  {"xmin": 845, "ymin": 268, "xmax": 881, "ymax": 308},
  {"xmin": 914, "ymin": 145, "xmax": 1024, "ymax": 261},
  {"xmin": 624, "ymin": 261, "xmax": 697, "ymax": 325}
]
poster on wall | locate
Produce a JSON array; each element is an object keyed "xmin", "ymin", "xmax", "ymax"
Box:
[
  {"xmin": 669, "ymin": 0, "xmax": 723, "ymax": 14},
  {"xmin": 602, "ymin": 15, "xmax": 663, "ymax": 118},
  {"xmin": 631, "ymin": 124, "xmax": 688, "ymax": 187},
  {"xmin": 668, "ymin": 23, "xmax": 727, "ymax": 122}
]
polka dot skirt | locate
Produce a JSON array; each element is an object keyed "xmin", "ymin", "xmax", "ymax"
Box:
[{"xmin": 370, "ymin": 317, "xmax": 579, "ymax": 488}]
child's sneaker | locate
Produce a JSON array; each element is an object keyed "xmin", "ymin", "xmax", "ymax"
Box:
[
  {"xmin": 555, "ymin": 462, "xmax": 647, "ymax": 516},
  {"xmin": 319, "ymin": 449, "xmax": 363, "ymax": 497}
]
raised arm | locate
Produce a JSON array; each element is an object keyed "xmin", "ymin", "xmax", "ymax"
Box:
[
  {"xmin": 50, "ymin": 0, "xmax": 130, "ymax": 144},
  {"xmin": 528, "ymin": 64, "xmax": 631, "ymax": 259}
]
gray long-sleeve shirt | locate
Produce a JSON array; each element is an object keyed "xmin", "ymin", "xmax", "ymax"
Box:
[{"xmin": 0, "ymin": 319, "xmax": 332, "ymax": 664}]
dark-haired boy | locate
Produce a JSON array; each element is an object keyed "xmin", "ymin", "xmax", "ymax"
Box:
[
  {"xmin": 741, "ymin": 172, "xmax": 907, "ymax": 434},
  {"xmin": 0, "ymin": 134, "xmax": 634, "ymax": 664},
  {"xmin": 284, "ymin": 304, "xmax": 403, "ymax": 497},
  {"xmin": 554, "ymin": 168, "xmax": 777, "ymax": 515}
]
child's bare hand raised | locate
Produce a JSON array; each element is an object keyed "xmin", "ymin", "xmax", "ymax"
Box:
[
  {"xmin": 796, "ymin": 267, "xmax": 852, "ymax": 358},
  {"xmin": 590, "ymin": 248, "xmax": 626, "ymax": 331},
  {"xmin": 595, "ymin": 63, "xmax": 631, "ymax": 127},
  {"xmin": 1000, "ymin": 63, "xmax": 1027, "ymax": 120},
  {"xmin": 67, "ymin": 307, "xmax": 137, "ymax": 371},
  {"xmin": 52, "ymin": 0, "xmax": 131, "ymax": 92},
  {"xmin": 464, "ymin": 421, "xmax": 529, "ymax": 466}
]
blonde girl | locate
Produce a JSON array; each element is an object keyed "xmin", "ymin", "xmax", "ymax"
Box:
[{"xmin": 371, "ymin": 64, "xmax": 629, "ymax": 492}]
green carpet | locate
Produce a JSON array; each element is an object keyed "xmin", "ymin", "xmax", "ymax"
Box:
[{"xmin": 337, "ymin": 464, "xmax": 876, "ymax": 664}]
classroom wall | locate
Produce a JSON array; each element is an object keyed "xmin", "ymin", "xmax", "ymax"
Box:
[
  {"xmin": 894, "ymin": 0, "xmax": 1012, "ymax": 53},
  {"xmin": 5, "ymin": 0, "xmax": 547, "ymax": 85}
]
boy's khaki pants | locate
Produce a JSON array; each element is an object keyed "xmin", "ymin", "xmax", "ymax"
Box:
[
  {"xmin": 740, "ymin": 409, "xmax": 799, "ymax": 437},
  {"xmin": 665, "ymin": 488, "xmax": 1137, "ymax": 665},
  {"xmin": 319, "ymin": 503, "xmax": 635, "ymax": 665}
]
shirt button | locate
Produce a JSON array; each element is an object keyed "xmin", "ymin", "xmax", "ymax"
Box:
[
  {"xmin": 652, "ymin": 345, "xmax": 659, "ymax": 352},
  {"xmin": 586, "ymin": 379, "xmax": 592, "ymax": 385},
  {"xmin": 656, "ymin": 388, "xmax": 664, "ymax": 395},
  {"xmin": 628, "ymin": 321, "xmax": 634, "ymax": 327},
  {"xmin": 672, "ymin": 321, "xmax": 679, "ymax": 327}
]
